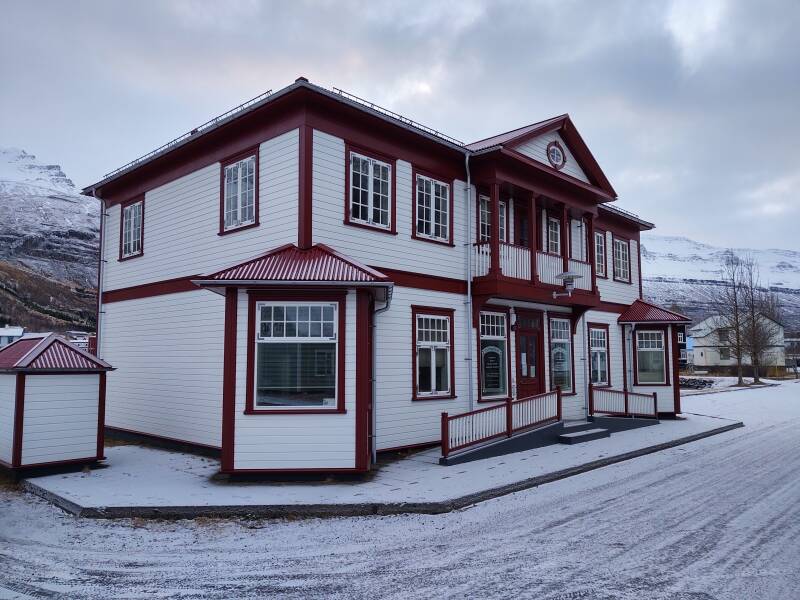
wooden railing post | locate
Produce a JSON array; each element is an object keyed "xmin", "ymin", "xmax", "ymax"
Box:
[
  {"xmin": 588, "ymin": 384, "xmax": 594, "ymax": 416},
  {"xmin": 652, "ymin": 392, "xmax": 658, "ymax": 418},
  {"xmin": 624, "ymin": 388, "xmax": 629, "ymax": 416},
  {"xmin": 556, "ymin": 387, "xmax": 562, "ymax": 421},
  {"xmin": 441, "ymin": 412, "xmax": 450, "ymax": 458},
  {"xmin": 505, "ymin": 397, "xmax": 513, "ymax": 437}
]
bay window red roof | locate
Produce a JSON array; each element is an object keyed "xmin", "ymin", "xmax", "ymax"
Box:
[
  {"xmin": 194, "ymin": 243, "xmax": 391, "ymax": 287},
  {"xmin": 0, "ymin": 334, "xmax": 112, "ymax": 371},
  {"xmin": 618, "ymin": 300, "xmax": 691, "ymax": 324}
]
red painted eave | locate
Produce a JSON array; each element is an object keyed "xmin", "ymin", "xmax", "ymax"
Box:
[{"xmin": 618, "ymin": 300, "xmax": 691, "ymax": 324}]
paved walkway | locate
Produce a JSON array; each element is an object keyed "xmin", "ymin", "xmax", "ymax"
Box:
[{"xmin": 23, "ymin": 410, "xmax": 740, "ymax": 518}]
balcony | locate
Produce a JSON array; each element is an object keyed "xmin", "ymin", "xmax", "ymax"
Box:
[{"xmin": 472, "ymin": 242, "xmax": 594, "ymax": 293}]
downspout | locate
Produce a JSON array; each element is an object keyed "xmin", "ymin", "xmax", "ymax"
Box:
[
  {"xmin": 463, "ymin": 151, "xmax": 475, "ymax": 411},
  {"xmin": 94, "ymin": 189, "xmax": 106, "ymax": 358},
  {"xmin": 582, "ymin": 314, "xmax": 589, "ymax": 417},
  {"xmin": 371, "ymin": 287, "xmax": 392, "ymax": 465}
]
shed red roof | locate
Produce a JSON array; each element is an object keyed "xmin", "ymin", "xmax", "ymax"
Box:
[
  {"xmin": 0, "ymin": 334, "xmax": 112, "ymax": 371},
  {"xmin": 195, "ymin": 244, "xmax": 391, "ymax": 286},
  {"xmin": 618, "ymin": 300, "xmax": 691, "ymax": 324}
]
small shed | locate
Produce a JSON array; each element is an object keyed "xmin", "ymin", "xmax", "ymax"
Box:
[{"xmin": 0, "ymin": 333, "xmax": 113, "ymax": 471}]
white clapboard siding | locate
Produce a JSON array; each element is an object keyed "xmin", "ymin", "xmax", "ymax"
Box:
[
  {"xmin": 20, "ymin": 374, "xmax": 99, "ymax": 465},
  {"xmin": 100, "ymin": 290, "xmax": 224, "ymax": 448},
  {"xmin": 0, "ymin": 374, "xmax": 16, "ymax": 464},
  {"xmin": 233, "ymin": 290, "xmax": 357, "ymax": 469},
  {"xmin": 312, "ymin": 130, "xmax": 469, "ymax": 280},
  {"xmin": 597, "ymin": 232, "xmax": 640, "ymax": 305},
  {"xmin": 375, "ymin": 286, "xmax": 476, "ymax": 451},
  {"xmin": 103, "ymin": 129, "xmax": 300, "ymax": 290},
  {"xmin": 513, "ymin": 131, "xmax": 590, "ymax": 183}
]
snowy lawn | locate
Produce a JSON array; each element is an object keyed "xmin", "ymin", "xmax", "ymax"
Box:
[
  {"xmin": 1, "ymin": 382, "xmax": 798, "ymax": 599},
  {"xmin": 21, "ymin": 414, "xmax": 737, "ymax": 513}
]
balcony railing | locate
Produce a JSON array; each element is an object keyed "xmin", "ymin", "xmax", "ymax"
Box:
[
  {"xmin": 568, "ymin": 259, "xmax": 593, "ymax": 290},
  {"xmin": 589, "ymin": 386, "xmax": 658, "ymax": 418},
  {"xmin": 536, "ymin": 251, "xmax": 562, "ymax": 285},
  {"xmin": 500, "ymin": 243, "xmax": 531, "ymax": 280}
]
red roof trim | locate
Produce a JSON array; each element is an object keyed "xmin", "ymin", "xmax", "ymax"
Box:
[
  {"xmin": 618, "ymin": 299, "xmax": 691, "ymax": 324},
  {"xmin": 198, "ymin": 243, "xmax": 391, "ymax": 284}
]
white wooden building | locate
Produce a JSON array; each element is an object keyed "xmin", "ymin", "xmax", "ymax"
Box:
[
  {"xmin": 82, "ymin": 77, "xmax": 689, "ymax": 473},
  {"xmin": 0, "ymin": 333, "xmax": 112, "ymax": 471},
  {"xmin": 691, "ymin": 315, "xmax": 785, "ymax": 370}
]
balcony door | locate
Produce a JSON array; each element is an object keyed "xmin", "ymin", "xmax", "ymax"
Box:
[
  {"xmin": 514, "ymin": 202, "xmax": 530, "ymax": 248},
  {"xmin": 516, "ymin": 310, "xmax": 544, "ymax": 398}
]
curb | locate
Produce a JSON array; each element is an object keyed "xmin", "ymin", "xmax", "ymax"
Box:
[{"xmin": 21, "ymin": 420, "xmax": 744, "ymax": 520}]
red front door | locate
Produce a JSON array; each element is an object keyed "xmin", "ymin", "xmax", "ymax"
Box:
[{"xmin": 516, "ymin": 310, "xmax": 544, "ymax": 398}]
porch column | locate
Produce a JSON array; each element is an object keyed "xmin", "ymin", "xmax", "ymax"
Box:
[
  {"xmin": 530, "ymin": 193, "xmax": 538, "ymax": 284},
  {"xmin": 490, "ymin": 182, "xmax": 501, "ymax": 275},
  {"xmin": 561, "ymin": 204, "xmax": 569, "ymax": 275},
  {"xmin": 587, "ymin": 214, "xmax": 598, "ymax": 293}
]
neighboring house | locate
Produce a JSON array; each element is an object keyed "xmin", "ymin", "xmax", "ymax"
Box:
[
  {"xmin": 690, "ymin": 314, "xmax": 785, "ymax": 371},
  {"xmin": 785, "ymin": 333, "xmax": 800, "ymax": 368},
  {"xmin": 82, "ymin": 77, "xmax": 689, "ymax": 474},
  {"xmin": 0, "ymin": 326, "xmax": 24, "ymax": 348},
  {"xmin": 677, "ymin": 325, "xmax": 688, "ymax": 368}
]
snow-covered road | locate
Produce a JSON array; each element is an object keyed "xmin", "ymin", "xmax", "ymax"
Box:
[{"xmin": 2, "ymin": 383, "xmax": 799, "ymax": 599}]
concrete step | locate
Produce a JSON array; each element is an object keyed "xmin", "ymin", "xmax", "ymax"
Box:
[{"xmin": 558, "ymin": 428, "xmax": 610, "ymax": 445}]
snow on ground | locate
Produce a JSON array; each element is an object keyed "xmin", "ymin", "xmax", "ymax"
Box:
[
  {"xmin": 23, "ymin": 413, "xmax": 732, "ymax": 511},
  {"xmin": 1, "ymin": 382, "xmax": 799, "ymax": 599},
  {"xmin": 679, "ymin": 376, "xmax": 782, "ymax": 396}
]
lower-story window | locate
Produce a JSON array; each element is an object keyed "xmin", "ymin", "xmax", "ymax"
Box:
[
  {"xmin": 636, "ymin": 330, "xmax": 666, "ymax": 384},
  {"xmin": 589, "ymin": 326, "xmax": 609, "ymax": 385},
  {"xmin": 550, "ymin": 318, "xmax": 573, "ymax": 393},
  {"xmin": 414, "ymin": 309, "xmax": 453, "ymax": 398},
  {"xmin": 254, "ymin": 302, "xmax": 338, "ymax": 408},
  {"xmin": 480, "ymin": 312, "xmax": 508, "ymax": 399}
]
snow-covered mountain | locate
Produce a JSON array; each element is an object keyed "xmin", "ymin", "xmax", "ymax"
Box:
[
  {"xmin": 641, "ymin": 234, "xmax": 800, "ymax": 331},
  {"xmin": 0, "ymin": 147, "xmax": 99, "ymax": 288}
]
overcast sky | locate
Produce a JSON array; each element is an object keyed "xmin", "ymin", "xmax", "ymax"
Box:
[{"xmin": 1, "ymin": 0, "xmax": 798, "ymax": 249}]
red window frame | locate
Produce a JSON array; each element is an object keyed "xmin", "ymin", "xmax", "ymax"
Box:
[
  {"xmin": 594, "ymin": 229, "xmax": 608, "ymax": 278},
  {"xmin": 344, "ymin": 143, "xmax": 397, "ymax": 235},
  {"xmin": 476, "ymin": 307, "xmax": 513, "ymax": 403},
  {"xmin": 475, "ymin": 193, "xmax": 509, "ymax": 244},
  {"xmin": 548, "ymin": 315, "xmax": 577, "ymax": 396},
  {"xmin": 117, "ymin": 195, "xmax": 145, "ymax": 262},
  {"xmin": 542, "ymin": 211, "xmax": 563, "ymax": 256},
  {"xmin": 245, "ymin": 290, "xmax": 347, "ymax": 414},
  {"xmin": 587, "ymin": 322, "xmax": 611, "ymax": 387},
  {"xmin": 411, "ymin": 167, "xmax": 455, "ymax": 247},
  {"xmin": 218, "ymin": 147, "xmax": 260, "ymax": 236},
  {"xmin": 411, "ymin": 305, "xmax": 456, "ymax": 401},
  {"xmin": 632, "ymin": 325, "xmax": 671, "ymax": 387}
]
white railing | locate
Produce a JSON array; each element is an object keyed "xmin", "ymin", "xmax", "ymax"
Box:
[
  {"xmin": 568, "ymin": 259, "xmax": 593, "ymax": 290},
  {"xmin": 512, "ymin": 390, "xmax": 559, "ymax": 431},
  {"xmin": 441, "ymin": 389, "xmax": 562, "ymax": 458},
  {"xmin": 472, "ymin": 242, "xmax": 491, "ymax": 278},
  {"xmin": 536, "ymin": 251, "xmax": 563, "ymax": 285},
  {"xmin": 500, "ymin": 243, "xmax": 531, "ymax": 280},
  {"xmin": 589, "ymin": 387, "xmax": 658, "ymax": 418}
]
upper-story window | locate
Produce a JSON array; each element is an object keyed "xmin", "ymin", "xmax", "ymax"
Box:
[
  {"xmin": 478, "ymin": 197, "xmax": 507, "ymax": 242},
  {"xmin": 613, "ymin": 237, "xmax": 631, "ymax": 282},
  {"xmin": 594, "ymin": 231, "xmax": 606, "ymax": 277},
  {"xmin": 415, "ymin": 174, "xmax": 450, "ymax": 243},
  {"xmin": 120, "ymin": 199, "xmax": 144, "ymax": 259},
  {"xmin": 350, "ymin": 151, "xmax": 392, "ymax": 230},
  {"xmin": 677, "ymin": 332, "xmax": 685, "ymax": 343},
  {"xmin": 547, "ymin": 216, "xmax": 561, "ymax": 255},
  {"xmin": 222, "ymin": 154, "xmax": 257, "ymax": 233}
]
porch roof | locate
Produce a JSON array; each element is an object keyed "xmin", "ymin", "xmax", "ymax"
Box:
[
  {"xmin": 618, "ymin": 299, "xmax": 691, "ymax": 324},
  {"xmin": 192, "ymin": 243, "xmax": 392, "ymax": 290}
]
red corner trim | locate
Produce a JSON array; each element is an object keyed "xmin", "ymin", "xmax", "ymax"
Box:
[
  {"xmin": 12, "ymin": 373, "xmax": 25, "ymax": 467},
  {"xmin": 298, "ymin": 125, "xmax": 314, "ymax": 248},
  {"xmin": 97, "ymin": 372, "xmax": 106, "ymax": 460},
  {"xmin": 221, "ymin": 287, "xmax": 238, "ymax": 471}
]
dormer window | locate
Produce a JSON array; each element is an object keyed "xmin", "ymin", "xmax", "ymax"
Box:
[{"xmin": 221, "ymin": 151, "xmax": 258, "ymax": 234}]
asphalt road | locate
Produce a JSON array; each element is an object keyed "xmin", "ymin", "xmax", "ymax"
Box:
[{"xmin": 1, "ymin": 382, "xmax": 798, "ymax": 599}]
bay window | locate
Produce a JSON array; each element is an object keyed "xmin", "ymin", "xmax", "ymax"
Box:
[
  {"xmin": 254, "ymin": 302, "xmax": 338, "ymax": 409},
  {"xmin": 636, "ymin": 330, "xmax": 666, "ymax": 384},
  {"xmin": 480, "ymin": 312, "xmax": 508, "ymax": 399},
  {"xmin": 613, "ymin": 237, "xmax": 631, "ymax": 282},
  {"xmin": 547, "ymin": 217, "xmax": 561, "ymax": 255},
  {"xmin": 415, "ymin": 174, "xmax": 450, "ymax": 242},
  {"xmin": 413, "ymin": 309, "xmax": 454, "ymax": 398},
  {"xmin": 120, "ymin": 199, "xmax": 143, "ymax": 259},
  {"xmin": 223, "ymin": 154, "xmax": 257, "ymax": 232},
  {"xmin": 589, "ymin": 326, "xmax": 609, "ymax": 385},
  {"xmin": 349, "ymin": 151, "xmax": 391, "ymax": 230},
  {"xmin": 549, "ymin": 318, "xmax": 573, "ymax": 392},
  {"xmin": 595, "ymin": 231, "xmax": 606, "ymax": 277}
]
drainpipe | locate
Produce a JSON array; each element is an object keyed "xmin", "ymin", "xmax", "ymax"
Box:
[
  {"xmin": 463, "ymin": 151, "xmax": 475, "ymax": 411},
  {"xmin": 371, "ymin": 287, "xmax": 392, "ymax": 465},
  {"xmin": 582, "ymin": 314, "xmax": 590, "ymax": 418},
  {"xmin": 94, "ymin": 189, "xmax": 106, "ymax": 358}
]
